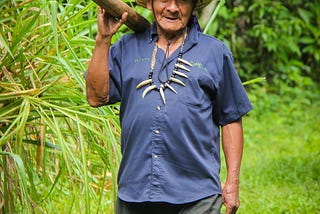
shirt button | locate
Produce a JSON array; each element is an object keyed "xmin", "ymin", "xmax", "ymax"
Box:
[
  {"xmin": 156, "ymin": 106, "xmax": 161, "ymax": 110},
  {"xmin": 154, "ymin": 130, "xmax": 160, "ymax": 134}
]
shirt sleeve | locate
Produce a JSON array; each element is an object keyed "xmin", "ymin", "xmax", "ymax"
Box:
[
  {"xmin": 107, "ymin": 41, "xmax": 122, "ymax": 104},
  {"xmin": 213, "ymin": 46, "xmax": 253, "ymax": 126}
]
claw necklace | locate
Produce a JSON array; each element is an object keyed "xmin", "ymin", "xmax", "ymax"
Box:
[{"xmin": 136, "ymin": 30, "xmax": 192, "ymax": 105}]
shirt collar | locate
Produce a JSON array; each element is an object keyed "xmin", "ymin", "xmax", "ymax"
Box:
[
  {"xmin": 147, "ymin": 22, "xmax": 199, "ymax": 46},
  {"xmin": 148, "ymin": 23, "xmax": 158, "ymax": 43}
]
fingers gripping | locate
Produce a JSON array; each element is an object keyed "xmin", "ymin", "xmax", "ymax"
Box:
[{"xmin": 97, "ymin": 6, "xmax": 128, "ymax": 37}]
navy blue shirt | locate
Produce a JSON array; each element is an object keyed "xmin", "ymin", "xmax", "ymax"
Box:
[{"xmin": 107, "ymin": 23, "xmax": 252, "ymax": 204}]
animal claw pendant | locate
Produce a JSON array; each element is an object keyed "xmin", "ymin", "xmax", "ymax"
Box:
[
  {"xmin": 178, "ymin": 58, "xmax": 192, "ymax": 67},
  {"xmin": 136, "ymin": 34, "xmax": 192, "ymax": 105},
  {"xmin": 136, "ymin": 57, "xmax": 192, "ymax": 105},
  {"xmin": 175, "ymin": 64, "xmax": 190, "ymax": 72},
  {"xmin": 159, "ymin": 84, "xmax": 166, "ymax": 104},
  {"xmin": 136, "ymin": 61, "xmax": 192, "ymax": 104},
  {"xmin": 136, "ymin": 79, "xmax": 152, "ymax": 89},
  {"xmin": 142, "ymin": 84, "xmax": 157, "ymax": 98}
]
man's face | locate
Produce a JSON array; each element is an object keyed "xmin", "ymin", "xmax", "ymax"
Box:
[{"xmin": 147, "ymin": 0, "xmax": 194, "ymax": 36}]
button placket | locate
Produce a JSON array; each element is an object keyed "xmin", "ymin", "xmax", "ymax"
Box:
[{"xmin": 149, "ymin": 106, "xmax": 165, "ymax": 200}]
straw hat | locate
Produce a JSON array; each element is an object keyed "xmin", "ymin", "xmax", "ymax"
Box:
[{"xmin": 136, "ymin": 0, "xmax": 212, "ymax": 9}]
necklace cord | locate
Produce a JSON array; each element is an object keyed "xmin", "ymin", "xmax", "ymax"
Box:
[
  {"xmin": 157, "ymin": 28, "xmax": 187, "ymax": 84},
  {"xmin": 158, "ymin": 42, "xmax": 171, "ymax": 84}
]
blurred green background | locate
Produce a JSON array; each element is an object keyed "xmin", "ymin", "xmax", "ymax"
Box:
[{"xmin": 0, "ymin": 0, "xmax": 319, "ymax": 213}]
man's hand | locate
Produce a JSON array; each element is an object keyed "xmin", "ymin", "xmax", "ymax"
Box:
[
  {"xmin": 97, "ymin": 6, "xmax": 128, "ymax": 40},
  {"xmin": 222, "ymin": 182, "xmax": 240, "ymax": 214}
]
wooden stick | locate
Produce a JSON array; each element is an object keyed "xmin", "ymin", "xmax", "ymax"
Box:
[{"xmin": 93, "ymin": 0, "xmax": 151, "ymax": 33}]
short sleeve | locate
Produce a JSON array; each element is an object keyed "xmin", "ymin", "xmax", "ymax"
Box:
[
  {"xmin": 212, "ymin": 47, "xmax": 253, "ymax": 126},
  {"xmin": 107, "ymin": 41, "xmax": 122, "ymax": 104}
]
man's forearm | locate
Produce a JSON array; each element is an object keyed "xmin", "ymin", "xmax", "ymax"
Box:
[
  {"xmin": 222, "ymin": 119, "xmax": 243, "ymax": 183},
  {"xmin": 222, "ymin": 119, "xmax": 244, "ymax": 213},
  {"xmin": 86, "ymin": 36, "xmax": 112, "ymax": 107}
]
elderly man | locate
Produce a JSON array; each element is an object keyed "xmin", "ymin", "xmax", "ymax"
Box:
[{"xmin": 86, "ymin": 0, "xmax": 252, "ymax": 213}]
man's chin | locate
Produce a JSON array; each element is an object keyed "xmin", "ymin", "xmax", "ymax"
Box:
[{"xmin": 158, "ymin": 24, "xmax": 185, "ymax": 35}]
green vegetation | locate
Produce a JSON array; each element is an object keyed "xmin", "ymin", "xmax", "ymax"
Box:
[
  {"xmin": 0, "ymin": 0, "xmax": 319, "ymax": 213},
  {"xmin": 0, "ymin": 1, "xmax": 121, "ymax": 213},
  {"xmin": 222, "ymin": 84, "xmax": 320, "ymax": 213}
]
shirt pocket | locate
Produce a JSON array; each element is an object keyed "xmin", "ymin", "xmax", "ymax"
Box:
[{"xmin": 177, "ymin": 70, "xmax": 216, "ymax": 110}]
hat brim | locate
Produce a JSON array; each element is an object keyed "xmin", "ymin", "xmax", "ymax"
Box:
[{"xmin": 136, "ymin": 0, "xmax": 211, "ymax": 9}]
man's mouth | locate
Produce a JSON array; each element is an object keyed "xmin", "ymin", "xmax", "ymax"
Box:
[{"xmin": 164, "ymin": 16, "xmax": 179, "ymax": 21}]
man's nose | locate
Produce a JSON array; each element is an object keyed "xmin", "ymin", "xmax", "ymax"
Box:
[{"xmin": 166, "ymin": 0, "xmax": 179, "ymax": 11}]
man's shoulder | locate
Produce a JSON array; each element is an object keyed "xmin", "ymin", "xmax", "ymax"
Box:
[
  {"xmin": 199, "ymin": 32, "xmax": 226, "ymax": 47},
  {"xmin": 195, "ymin": 32, "xmax": 230, "ymax": 54}
]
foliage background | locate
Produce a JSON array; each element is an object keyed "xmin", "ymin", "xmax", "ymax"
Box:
[{"xmin": 0, "ymin": 0, "xmax": 319, "ymax": 213}]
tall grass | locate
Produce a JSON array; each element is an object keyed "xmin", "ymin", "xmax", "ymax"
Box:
[{"xmin": 0, "ymin": 0, "xmax": 122, "ymax": 213}]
